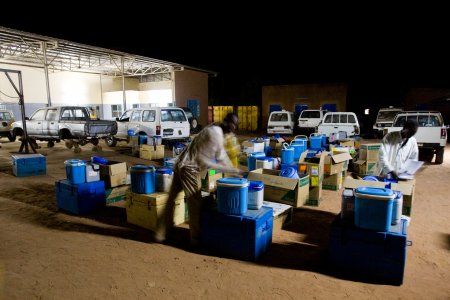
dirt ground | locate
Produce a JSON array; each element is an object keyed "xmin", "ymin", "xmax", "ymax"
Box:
[{"xmin": 0, "ymin": 137, "xmax": 449, "ymax": 299}]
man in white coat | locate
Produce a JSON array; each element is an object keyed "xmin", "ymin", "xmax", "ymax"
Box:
[{"xmin": 378, "ymin": 119, "xmax": 419, "ymax": 180}]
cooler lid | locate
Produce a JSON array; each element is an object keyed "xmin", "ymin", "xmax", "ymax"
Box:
[
  {"xmin": 393, "ymin": 190, "xmax": 403, "ymax": 199},
  {"xmin": 64, "ymin": 159, "xmax": 86, "ymax": 166},
  {"xmin": 217, "ymin": 177, "xmax": 249, "ymax": 187},
  {"xmin": 248, "ymin": 152, "xmax": 266, "ymax": 157},
  {"xmin": 130, "ymin": 164, "xmax": 155, "ymax": 172},
  {"xmin": 355, "ymin": 187, "xmax": 394, "ymax": 200},
  {"xmin": 256, "ymin": 157, "xmax": 273, "ymax": 162},
  {"xmin": 249, "ymin": 180, "xmax": 264, "ymax": 190},
  {"xmin": 279, "ymin": 167, "xmax": 297, "ymax": 178},
  {"xmin": 156, "ymin": 168, "xmax": 173, "ymax": 175}
]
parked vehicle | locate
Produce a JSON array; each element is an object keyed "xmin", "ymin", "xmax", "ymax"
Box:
[
  {"xmin": 106, "ymin": 107, "xmax": 190, "ymax": 147},
  {"xmin": 180, "ymin": 107, "xmax": 201, "ymax": 133},
  {"xmin": 373, "ymin": 107, "xmax": 403, "ymax": 138},
  {"xmin": 317, "ymin": 112, "xmax": 360, "ymax": 138},
  {"xmin": 0, "ymin": 109, "xmax": 16, "ymax": 142},
  {"xmin": 267, "ymin": 110, "xmax": 295, "ymax": 135},
  {"xmin": 11, "ymin": 106, "xmax": 117, "ymax": 152},
  {"xmin": 296, "ymin": 109, "xmax": 328, "ymax": 134},
  {"xmin": 386, "ymin": 111, "xmax": 447, "ymax": 164}
]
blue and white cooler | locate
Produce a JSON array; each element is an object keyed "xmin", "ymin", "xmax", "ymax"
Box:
[
  {"xmin": 354, "ymin": 187, "xmax": 395, "ymax": 232},
  {"xmin": 217, "ymin": 178, "xmax": 249, "ymax": 215},
  {"xmin": 248, "ymin": 181, "xmax": 264, "ymax": 210},
  {"xmin": 130, "ymin": 165, "xmax": 156, "ymax": 194},
  {"xmin": 64, "ymin": 159, "xmax": 86, "ymax": 184}
]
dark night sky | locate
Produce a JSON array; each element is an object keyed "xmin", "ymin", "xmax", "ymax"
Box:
[{"xmin": 2, "ymin": 11, "xmax": 450, "ymax": 107}]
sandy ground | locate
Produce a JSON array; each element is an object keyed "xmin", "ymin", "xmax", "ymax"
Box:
[{"xmin": 0, "ymin": 137, "xmax": 449, "ymax": 299}]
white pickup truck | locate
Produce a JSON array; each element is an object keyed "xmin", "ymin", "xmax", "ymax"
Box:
[{"xmin": 385, "ymin": 111, "xmax": 447, "ymax": 164}]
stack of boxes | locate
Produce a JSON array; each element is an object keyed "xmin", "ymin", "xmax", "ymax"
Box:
[
  {"xmin": 298, "ymin": 151, "xmax": 326, "ymax": 205},
  {"xmin": 354, "ymin": 143, "xmax": 381, "ymax": 176},
  {"xmin": 99, "ymin": 160, "xmax": 130, "ymax": 204},
  {"xmin": 55, "ymin": 159, "xmax": 105, "ymax": 215},
  {"xmin": 322, "ymin": 152, "xmax": 352, "ymax": 191}
]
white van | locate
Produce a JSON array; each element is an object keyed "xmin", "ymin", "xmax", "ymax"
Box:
[
  {"xmin": 297, "ymin": 109, "xmax": 328, "ymax": 132},
  {"xmin": 373, "ymin": 107, "xmax": 403, "ymax": 138},
  {"xmin": 267, "ymin": 110, "xmax": 295, "ymax": 135},
  {"xmin": 106, "ymin": 107, "xmax": 190, "ymax": 146},
  {"xmin": 317, "ymin": 112, "xmax": 360, "ymax": 137}
]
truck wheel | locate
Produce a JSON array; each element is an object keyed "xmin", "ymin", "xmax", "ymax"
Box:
[
  {"xmin": 74, "ymin": 147, "xmax": 82, "ymax": 154},
  {"xmin": 435, "ymin": 147, "xmax": 444, "ymax": 164},
  {"xmin": 105, "ymin": 136, "xmax": 117, "ymax": 147},
  {"xmin": 47, "ymin": 141, "xmax": 55, "ymax": 148},
  {"xmin": 91, "ymin": 138, "xmax": 99, "ymax": 146},
  {"xmin": 65, "ymin": 140, "xmax": 74, "ymax": 149},
  {"xmin": 7, "ymin": 132, "xmax": 16, "ymax": 142}
]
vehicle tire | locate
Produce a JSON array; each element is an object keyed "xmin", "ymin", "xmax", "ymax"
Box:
[
  {"xmin": 435, "ymin": 147, "xmax": 444, "ymax": 164},
  {"xmin": 74, "ymin": 147, "xmax": 81, "ymax": 154},
  {"xmin": 191, "ymin": 118, "xmax": 198, "ymax": 130},
  {"xmin": 7, "ymin": 132, "xmax": 16, "ymax": 142},
  {"xmin": 65, "ymin": 140, "xmax": 74, "ymax": 149},
  {"xmin": 105, "ymin": 136, "xmax": 117, "ymax": 147},
  {"xmin": 47, "ymin": 141, "xmax": 55, "ymax": 148},
  {"xmin": 91, "ymin": 138, "xmax": 99, "ymax": 146}
]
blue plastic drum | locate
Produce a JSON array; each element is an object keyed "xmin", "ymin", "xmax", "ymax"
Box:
[{"xmin": 130, "ymin": 165, "xmax": 156, "ymax": 194}]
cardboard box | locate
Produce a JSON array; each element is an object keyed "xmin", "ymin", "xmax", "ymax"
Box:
[
  {"xmin": 322, "ymin": 171, "xmax": 344, "ymax": 191},
  {"xmin": 343, "ymin": 177, "xmax": 415, "ymax": 217},
  {"xmin": 247, "ymin": 168, "xmax": 309, "ymax": 208},
  {"xmin": 269, "ymin": 137, "xmax": 285, "ymax": 150},
  {"xmin": 306, "ymin": 186, "xmax": 322, "ymax": 206},
  {"xmin": 99, "ymin": 161, "xmax": 127, "ymax": 176},
  {"xmin": 105, "ymin": 185, "xmax": 130, "ymax": 204},
  {"xmin": 262, "ymin": 201, "xmax": 293, "ymax": 231},
  {"xmin": 126, "ymin": 192, "xmax": 186, "ymax": 231},
  {"xmin": 140, "ymin": 144, "xmax": 165, "ymax": 160},
  {"xmin": 201, "ymin": 172, "xmax": 223, "ymax": 192},
  {"xmin": 242, "ymin": 140, "xmax": 264, "ymax": 154},
  {"xmin": 359, "ymin": 143, "xmax": 381, "ymax": 161},
  {"xmin": 339, "ymin": 138, "xmax": 355, "ymax": 148},
  {"xmin": 354, "ymin": 160, "xmax": 378, "ymax": 176},
  {"xmin": 298, "ymin": 151, "xmax": 326, "ymax": 187},
  {"xmin": 101, "ymin": 172, "xmax": 128, "ymax": 189},
  {"xmin": 323, "ymin": 152, "xmax": 352, "ymax": 175}
]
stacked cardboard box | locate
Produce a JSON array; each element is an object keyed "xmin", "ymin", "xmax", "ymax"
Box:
[
  {"xmin": 140, "ymin": 144, "xmax": 165, "ymax": 160},
  {"xmin": 354, "ymin": 143, "xmax": 381, "ymax": 176},
  {"xmin": 298, "ymin": 151, "xmax": 326, "ymax": 205}
]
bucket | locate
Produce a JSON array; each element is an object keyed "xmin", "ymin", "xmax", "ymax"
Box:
[
  {"xmin": 155, "ymin": 168, "xmax": 173, "ymax": 192},
  {"xmin": 279, "ymin": 167, "xmax": 299, "ymax": 179},
  {"xmin": 173, "ymin": 142, "xmax": 186, "ymax": 157},
  {"xmin": 216, "ymin": 178, "xmax": 249, "ymax": 215},
  {"xmin": 309, "ymin": 133, "xmax": 322, "ymax": 149},
  {"xmin": 248, "ymin": 180, "xmax": 264, "ymax": 210},
  {"xmin": 354, "ymin": 187, "xmax": 394, "ymax": 231},
  {"xmin": 391, "ymin": 191, "xmax": 403, "ymax": 225},
  {"xmin": 281, "ymin": 143, "xmax": 294, "ymax": 165},
  {"xmin": 64, "ymin": 159, "xmax": 86, "ymax": 184},
  {"xmin": 247, "ymin": 152, "xmax": 265, "ymax": 172},
  {"xmin": 130, "ymin": 165, "xmax": 156, "ymax": 194},
  {"xmin": 341, "ymin": 188, "xmax": 355, "ymax": 223},
  {"xmin": 256, "ymin": 157, "xmax": 274, "ymax": 169},
  {"xmin": 154, "ymin": 135, "xmax": 162, "ymax": 145}
]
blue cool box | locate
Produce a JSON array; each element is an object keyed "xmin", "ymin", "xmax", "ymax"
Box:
[
  {"xmin": 329, "ymin": 214, "xmax": 411, "ymax": 285},
  {"xmin": 11, "ymin": 154, "xmax": 46, "ymax": 177},
  {"xmin": 55, "ymin": 180, "xmax": 105, "ymax": 215},
  {"xmin": 130, "ymin": 165, "xmax": 155, "ymax": 194},
  {"xmin": 200, "ymin": 206, "xmax": 273, "ymax": 261},
  {"xmin": 216, "ymin": 178, "xmax": 249, "ymax": 215},
  {"xmin": 354, "ymin": 187, "xmax": 394, "ymax": 232}
]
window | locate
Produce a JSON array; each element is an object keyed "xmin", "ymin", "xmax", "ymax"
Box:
[
  {"xmin": 324, "ymin": 114, "xmax": 332, "ymax": 123},
  {"xmin": 348, "ymin": 114, "xmax": 356, "ymax": 124},
  {"xmin": 0, "ymin": 112, "xmax": 11, "ymax": 121},
  {"xmin": 332, "ymin": 114, "xmax": 339, "ymax": 123},
  {"xmin": 394, "ymin": 116, "xmax": 407, "ymax": 127},
  {"xmin": 60, "ymin": 108, "xmax": 87, "ymax": 121},
  {"xmin": 142, "ymin": 110, "xmax": 156, "ymax": 122},
  {"xmin": 270, "ymin": 113, "xmax": 288, "ymax": 122},
  {"xmin": 119, "ymin": 110, "xmax": 132, "ymax": 121},
  {"xmin": 132, "ymin": 104, "xmax": 140, "ymax": 108},
  {"xmin": 46, "ymin": 109, "xmax": 58, "ymax": 121},
  {"xmin": 301, "ymin": 111, "xmax": 321, "ymax": 118},
  {"xmin": 339, "ymin": 114, "xmax": 347, "ymax": 123},
  {"xmin": 112, "ymin": 105, "xmax": 123, "ymax": 118},
  {"xmin": 130, "ymin": 110, "xmax": 141, "ymax": 122},
  {"xmin": 31, "ymin": 109, "xmax": 46, "ymax": 120},
  {"xmin": 161, "ymin": 109, "xmax": 187, "ymax": 122}
]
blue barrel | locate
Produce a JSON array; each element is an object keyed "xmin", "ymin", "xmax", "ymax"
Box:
[
  {"xmin": 217, "ymin": 178, "xmax": 249, "ymax": 215},
  {"xmin": 130, "ymin": 165, "xmax": 156, "ymax": 194},
  {"xmin": 247, "ymin": 152, "xmax": 265, "ymax": 172},
  {"xmin": 281, "ymin": 143, "xmax": 294, "ymax": 165},
  {"xmin": 64, "ymin": 159, "xmax": 86, "ymax": 184},
  {"xmin": 309, "ymin": 134, "xmax": 322, "ymax": 149},
  {"xmin": 354, "ymin": 187, "xmax": 394, "ymax": 232},
  {"xmin": 279, "ymin": 167, "xmax": 299, "ymax": 179}
]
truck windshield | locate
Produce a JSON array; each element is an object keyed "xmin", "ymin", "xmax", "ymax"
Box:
[
  {"xmin": 300, "ymin": 111, "xmax": 321, "ymax": 118},
  {"xmin": 378, "ymin": 110, "xmax": 401, "ymax": 120}
]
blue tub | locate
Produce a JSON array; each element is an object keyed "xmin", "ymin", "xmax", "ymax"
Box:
[
  {"xmin": 279, "ymin": 167, "xmax": 299, "ymax": 179},
  {"xmin": 64, "ymin": 159, "xmax": 86, "ymax": 184},
  {"xmin": 130, "ymin": 165, "xmax": 156, "ymax": 194},
  {"xmin": 217, "ymin": 178, "xmax": 249, "ymax": 215},
  {"xmin": 355, "ymin": 187, "xmax": 394, "ymax": 232}
]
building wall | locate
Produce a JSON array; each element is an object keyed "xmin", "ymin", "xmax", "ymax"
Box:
[
  {"xmin": 261, "ymin": 83, "xmax": 348, "ymax": 129},
  {"xmin": 174, "ymin": 69, "xmax": 208, "ymax": 127}
]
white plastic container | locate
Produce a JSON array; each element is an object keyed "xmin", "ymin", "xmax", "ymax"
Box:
[
  {"xmin": 248, "ymin": 181, "xmax": 264, "ymax": 210},
  {"xmin": 155, "ymin": 169, "xmax": 173, "ymax": 192},
  {"xmin": 255, "ymin": 157, "xmax": 274, "ymax": 169},
  {"xmin": 272, "ymin": 157, "xmax": 281, "ymax": 169},
  {"xmin": 391, "ymin": 191, "xmax": 403, "ymax": 225},
  {"xmin": 85, "ymin": 163, "xmax": 100, "ymax": 182},
  {"xmin": 147, "ymin": 136, "xmax": 155, "ymax": 146}
]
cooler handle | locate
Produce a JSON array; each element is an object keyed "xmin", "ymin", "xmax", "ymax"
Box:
[
  {"xmin": 293, "ymin": 135, "xmax": 308, "ymax": 140},
  {"xmin": 407, "ymin": 240, "xmax": 413, "ymax": 247},
  {"xmin": 282, "ymin": 142, "xmax": 290, "ymax": 150}
]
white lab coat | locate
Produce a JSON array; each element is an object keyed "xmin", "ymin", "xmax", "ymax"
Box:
[{"xmin": 378, "ymin": 131, "xmax": 419, "ymax": 175}]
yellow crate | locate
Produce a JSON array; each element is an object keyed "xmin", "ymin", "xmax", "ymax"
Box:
[{"xmin": 126, "ymin": 192, "xmax": 185, "ymax": 231}]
